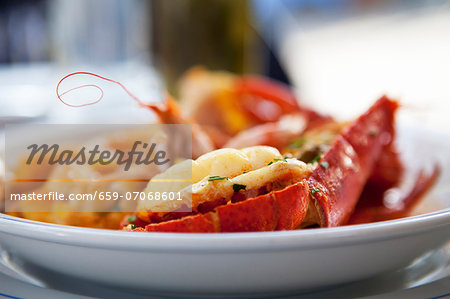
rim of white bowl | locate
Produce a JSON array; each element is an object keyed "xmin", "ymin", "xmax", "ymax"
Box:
[{"xmin": 0, "ymin": 209, "xmax": 449, "ymax": 253}]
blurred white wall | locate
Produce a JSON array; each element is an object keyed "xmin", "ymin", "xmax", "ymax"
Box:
[{"xmin": 279, "ymin": 2, "xmax": 450, "ymax": 133}]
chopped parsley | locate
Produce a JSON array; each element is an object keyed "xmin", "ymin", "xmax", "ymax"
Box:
[
  {"xmin": 127, "ymin": 215, "xmax": 137, "ymax": 223},
  {"xmin": 276, "ymin": 158, "xmax": 288, "ymax": 162},
  {"xmin": 233, "ymin": 183, "xmax": 247, "ymax": 192},
  {"xmin": 208, "ymin": 175, "xmax": 228, "ymax": 181},
  {"xmin": 311, "ymin": 187, "xmax": 321, "ymax": 195},
  {"xmin": 124, "ymin": 223, "xmax": 137, "ymax": 229},
  {"xmin": 320, "ymin": 161, "xmax": 329, "ymax": 169},
  {"xmin": 309, "ymin": 154, "xmax": 322, "ymax": 164},
  {"xmin": 268, "ymin": 158, "xmax": 288, "ymax": 166},
  {"xmin": 290, "ymin": 137, "xmax": 306, "ymax": 148}
]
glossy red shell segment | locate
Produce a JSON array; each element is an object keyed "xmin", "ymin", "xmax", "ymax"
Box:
[
  {"xmin": 308, "ymin": 96, "xmax": 399, "ymax": 227},
  {"xmin": 308, "ymin": 136, "xmax": 364, "ymax": 227},
  {"xmin": 143, "ymin": 181, "xmax": 309, "ymax": 233},
  {"xmin": 145, "ymin": 213, "xmax": 216, "ymax": 233}
]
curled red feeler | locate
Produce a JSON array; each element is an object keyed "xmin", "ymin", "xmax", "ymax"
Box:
[{"xmin": 56, "ymin": 71, "xmax": 164, "ymax": 110}]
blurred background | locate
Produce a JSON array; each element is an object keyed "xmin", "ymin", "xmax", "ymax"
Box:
[{"xmin": 0, "ymin": 0, "xmax": 450, "ymax": 130}]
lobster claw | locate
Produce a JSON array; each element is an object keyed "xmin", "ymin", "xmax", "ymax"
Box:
[{"xmin": 347, "ymin": 164, "xmax": 440, "ymax": 224}]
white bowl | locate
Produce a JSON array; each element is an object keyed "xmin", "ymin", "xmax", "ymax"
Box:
[
  {"xmin": 0, "ymin": 208, "xmax": 449, "ymax": 296},
  {"xmin": 0, "ymin": 123, "xmax": 449, "ymax": 296}
]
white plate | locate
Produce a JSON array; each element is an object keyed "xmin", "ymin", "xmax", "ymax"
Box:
[{"xmin": 0, "ymin": 124, "xmax": 449, "ymax": 296}]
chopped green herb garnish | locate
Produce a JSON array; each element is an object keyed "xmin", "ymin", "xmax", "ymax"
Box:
[
  {"xmin": 208, "ymin": 175, "xmax": 228, "ymax": 181},
  {"xmin": 311, "ymin": 187, "xmax": 321, "ymax": 195},
  {"xmin": 320, "ymin": 161, "xmax": 329, "ymax": 169},
  {"xmin": 309, "ymin": 154, "xmax": 322, "ymax": 164},
  {"xmin": 130, "ymin": 224, "xmax": 136, "ymax": 229},
  {"xmin": 127, "ymin": 215, "xmax": 137, "ymax": 223},
  {"xmin": 233, "ymin": 184, "xmax": 247, "ymax": 192},
  {"xmin": 274, "ymin": 158, "xmax": 287, "ymax": 162},
  {"xmin": 290, "ymin": 137, "xmax": 306, "ymax": 148},
  {"xmin": 268, "ymin": 158, "xmax": 287, "ymax": 166}
]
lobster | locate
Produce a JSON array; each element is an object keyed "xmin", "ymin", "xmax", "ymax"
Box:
[{"xmin": 122, "ymin": 94, "xmax": 438, "ymax": 232}]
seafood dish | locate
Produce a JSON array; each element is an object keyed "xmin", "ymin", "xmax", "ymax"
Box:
[{"xmin": 2, "ymin": 67, "xmax": 439, "ymax": 232}]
